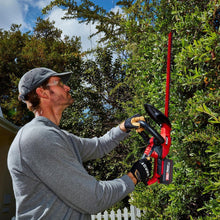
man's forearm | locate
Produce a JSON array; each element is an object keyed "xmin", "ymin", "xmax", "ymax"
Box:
[
  {"xmin": 127, "ymin": 172, "xmax": 137, "ymax": 185},
  {"xmin": 119, "ymin": 122, "xmax": 137, "ymax": 185}
]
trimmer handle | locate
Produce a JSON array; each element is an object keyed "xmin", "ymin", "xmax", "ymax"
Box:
[{"xmin": 139, "ymin": 121, "xmax": 164, "ymax": 145}]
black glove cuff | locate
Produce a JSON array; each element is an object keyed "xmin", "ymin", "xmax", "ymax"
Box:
[{"xmin": 130, "ymin": 158, "xmax": 151, "ymax": 185}]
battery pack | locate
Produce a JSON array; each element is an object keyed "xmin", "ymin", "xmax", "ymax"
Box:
[{"xmin": 160, "ymin": 158, "xmax": 173, "ymax": 184}]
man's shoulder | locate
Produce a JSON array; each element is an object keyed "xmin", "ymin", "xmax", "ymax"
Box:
[
  {"xmin": 8, "ymin": 118, "xmax": 51, "ymax": 162},
  {"xmin": 22, "ymin": 117, "xmax": 51, "ymax": 133},
  {"xmin": 18, "ymin": 117, "xmax": 61, "ymax": 144}
]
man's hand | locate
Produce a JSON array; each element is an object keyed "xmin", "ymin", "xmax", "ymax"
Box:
[
  {"xmin": 123, "ymin": 114, "xmax": 145, "ymax": 132},
  {"xmin": 130, "ymin": 158, "xmax": 152, "ymax": 185}
]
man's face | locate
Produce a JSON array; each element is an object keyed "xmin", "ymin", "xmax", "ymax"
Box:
[{"xmin": 45, "ymin": 76, "xmax": 74, "ymax": 109}]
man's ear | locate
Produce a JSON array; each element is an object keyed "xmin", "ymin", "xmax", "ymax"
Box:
[{"xmin": 36, "ymin": 87, "xmax": 49, "ymax": 99}]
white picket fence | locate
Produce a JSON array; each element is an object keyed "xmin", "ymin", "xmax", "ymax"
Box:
[{"xmin": 91, "ymin": 205, "xmax": 143, "ymax": 220}]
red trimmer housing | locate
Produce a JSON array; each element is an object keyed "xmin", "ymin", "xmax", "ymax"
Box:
[{"xmin": 138, "ymin": 104, "xmax": 173, "ymax": 185}]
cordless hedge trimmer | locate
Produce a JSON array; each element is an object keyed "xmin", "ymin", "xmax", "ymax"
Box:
[{"xmin": 138, "ymin": 32, "xmax": 173, "ymax": 185}]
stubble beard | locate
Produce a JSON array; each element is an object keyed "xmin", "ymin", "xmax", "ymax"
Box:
[{"xmin": 49, "ymin": 88, "xmax": 74, "ymax": 108}]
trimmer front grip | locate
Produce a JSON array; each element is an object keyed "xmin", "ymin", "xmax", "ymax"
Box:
[{"xmin": 144, "ymin": 104, "xmax": 171, "ymax": 127}]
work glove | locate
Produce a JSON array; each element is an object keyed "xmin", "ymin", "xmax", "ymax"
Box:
[
  {"xmin": 124, "ymin": 114, "xmax": 145, "ymax": 132},
  {"xmin": 130, "ymin": 158, "xmax": 152, "ymax": 185}
]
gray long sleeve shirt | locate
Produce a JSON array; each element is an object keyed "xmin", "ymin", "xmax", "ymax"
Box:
[{"xmin": 7, "ymin": 116, "xmax": 135, "ymax": 220}]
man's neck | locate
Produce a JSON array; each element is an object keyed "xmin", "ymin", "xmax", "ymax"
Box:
[{"xmin": 34, "ymin": 106, "xmax": 63, "ymax": 126}]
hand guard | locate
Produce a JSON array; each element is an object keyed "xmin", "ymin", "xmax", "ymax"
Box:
[
  {"xmin": 130, "ymin": 158, "xmax": 152, "ymax": 185},
  {"xmin": 124, "ymin": 114, "xmax": 145, "ymax": 132}
]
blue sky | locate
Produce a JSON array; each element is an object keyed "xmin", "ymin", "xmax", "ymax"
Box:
[{"xmin": 0, "ymin": 0, "xmax": 121, "ymax": 52}]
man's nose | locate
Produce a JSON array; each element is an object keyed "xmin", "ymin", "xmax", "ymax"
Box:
[{"xmin": 64, "ymin": 84, "xmax": 70, "ymax": 92}]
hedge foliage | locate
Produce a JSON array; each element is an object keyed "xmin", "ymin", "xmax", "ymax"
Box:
[{"xmin": 118, "ymin": 0, "xmax": 219, "ymax": 219}]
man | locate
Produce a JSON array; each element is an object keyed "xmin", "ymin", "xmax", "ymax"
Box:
[{"xmin": 8, "ymin": 67, "xmax": 151, "ymax": 220}]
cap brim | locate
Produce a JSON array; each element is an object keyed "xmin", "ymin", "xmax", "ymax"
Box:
[{"xmin": 53, "ymin": 72, "xmax": 72, "ymax": 84}]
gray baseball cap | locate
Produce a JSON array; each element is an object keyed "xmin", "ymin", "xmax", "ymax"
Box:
[{"xmin": 18, "ymin": 67, "xmax": 72, "ymax": 101}]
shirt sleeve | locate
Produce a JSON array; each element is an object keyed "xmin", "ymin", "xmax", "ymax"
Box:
[
  {"xmin": 21, "ymin": 127, "xmax": 134, "ymax": 214},
  {"xmin": 68, "ymin": 126, "xmax": 129, "ymax": 162}
]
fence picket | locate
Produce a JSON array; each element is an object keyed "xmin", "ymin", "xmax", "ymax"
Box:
[
  {"xmin": 124, "ymin": 207, "xmax": 129, "ymax": 219},
  {"xmin": 136, "ymin": 207, "xmax": 141, "ymax": 218},
  {"xmin": 103, "ymin": 210, "xmax": 108, "ymax": 220},
  {"xmin": 110, "ymin": 210, "xmax": 115, "ymax": 220},
  {"xmin": 130, "ymin": 205, "xmax": 135, "ymax": 219},
  {"xmin": 97, "ymin": 212, "xmax": 102, "ymax": 220},
  {"xmin": 116, "ymin": 209, "xmax": 122, "ymax": 220}
]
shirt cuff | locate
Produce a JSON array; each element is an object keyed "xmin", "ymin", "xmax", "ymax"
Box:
[{"xmin": 120, "ymin": 175, "xmax": 135, "ymax": 192}]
